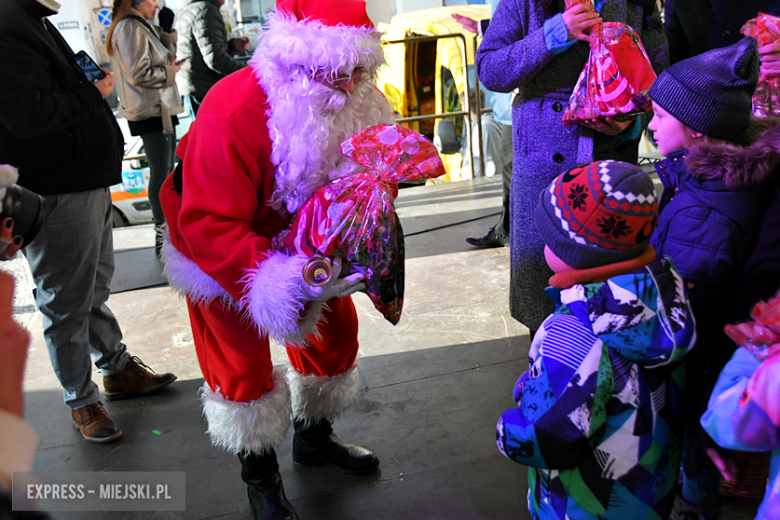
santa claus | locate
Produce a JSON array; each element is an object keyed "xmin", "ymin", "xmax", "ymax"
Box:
[{"xmin": 158, "ymin": 0, "xmax": 394, "ymax": 517}]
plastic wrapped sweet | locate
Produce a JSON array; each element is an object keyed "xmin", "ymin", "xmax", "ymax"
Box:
[
  {"xmin": 272, "ymin": 124, "xmax": 446, "ymax": 325},
  {"xmin": 724, "ymin": 292, "xmax": 780, "ymax": 361},
  {"xmin": 741, "ymin": 13, "xmax": 780, "ymax": 118},
  {"xmin": 563, "ymin": 22, "xmax": 657, "ymax": 126},
  {"xmin": 565, "ymin": 0, "xmax": 594, "ymax": 12}
]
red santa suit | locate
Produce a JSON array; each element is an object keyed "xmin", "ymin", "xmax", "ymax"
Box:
[{"xmin": 159, "ymin": 3, "xmax": 392, "ymax": 456}]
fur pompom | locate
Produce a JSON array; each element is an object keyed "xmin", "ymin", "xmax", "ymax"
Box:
[
  {"xmin": 288, "ymin": 364, "xmax": 360, "ymax": 422},
  {"xmin": 201, "ymin": 367, "xmax": 292, "ymax": 455},
  {"xmin": 239, "ymin": 252, "xmax": 325, "ymax": 344},
  {"xmin": 0, "ymin": 164, "xmax": 19, "ymax": 189}
]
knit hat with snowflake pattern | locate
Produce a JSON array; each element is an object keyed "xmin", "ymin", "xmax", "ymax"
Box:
[{"xmin": 534, "ymin": 160, "xmax": 659, "ymax": 269}]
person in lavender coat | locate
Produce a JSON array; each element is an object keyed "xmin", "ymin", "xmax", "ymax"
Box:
[{"xmin": 476, "ymin": 0, "xmax": 668, "ymax": 334}]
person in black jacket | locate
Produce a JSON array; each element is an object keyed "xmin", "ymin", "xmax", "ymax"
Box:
[
  {"xmin": 0, "ymin": 0, "xmax": 177, "ymax": 444},
  {"xmin": 175, "ymin": 0, "xmax": 250, "ymax": 119}
]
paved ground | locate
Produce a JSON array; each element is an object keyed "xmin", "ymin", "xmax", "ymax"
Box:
[{"xmin": 3, "ymin": 176, "xmax": 762, "ymax": 519}]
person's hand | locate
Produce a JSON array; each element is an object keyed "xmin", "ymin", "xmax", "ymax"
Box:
[
  {"xmin": 0, "ymin": 218, "xmax": 23, "ymax": 260},
  {"xmin": 158, "ymin": 6, "xmax": 175, "ymax": 33},
  {"xmin": 705, "ymin": 447, "xmax": 738, "ymax": 482},
  {"xmin": 758, "ymin": 42, "xmax": 780, "ymax": 78},
  {"xmin": 234, "ymin": 37, "xmax": 250, "ymax": 52},
  {"xmin": 94, "ymin": 69, "xmax": 114, "ymax": 99},
  {"xmin": 452, "ymin": 14, "xmax": 479, "ymax": 34},
  {"xmin": 562, "ymin": 3, "xmax": 602, "ymax": 42},
  {"xmin": 300, "ymin": 257, "xmax": 366, "ymax": 301},
  {"xmin": 172, "ymin": 58, "xmax": 184, "ymax": 74},
  {"xmin": 0, "ymin": 271, "xmax": 30, "ymax": 417},
  {"xmin": 581, "ymin": 115, "xmax": 635, "ymax": 135}
]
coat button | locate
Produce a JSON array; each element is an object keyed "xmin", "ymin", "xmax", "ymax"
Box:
[
  {"xmin": 553, "ymin": 153, "xmax": 564, "ymax": 163},
  {"xmin": 552, "ymin": 102, "xmax": 563, "ymax": 112},
  {"xmin": 659, "ymin": 163, "xmax": 666, "ymax": 169},
  {"xmin": 663, "ymin": 172, "xmax": 669, "ymax": 177}
]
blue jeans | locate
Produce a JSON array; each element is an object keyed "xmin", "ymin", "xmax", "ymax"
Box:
[{"xmin": 24, "ymin": 189, "xmax": 129, "ymax": 409}]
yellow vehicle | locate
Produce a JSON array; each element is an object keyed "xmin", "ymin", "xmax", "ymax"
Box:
[{"xmin": 376, "ymin": 5, "xmax": 491, "ymax": 182}]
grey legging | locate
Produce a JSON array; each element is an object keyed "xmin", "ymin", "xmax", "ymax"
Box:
[{"xmin": 140, "ymin": 129, "xmax": 176, "ymax": 226}]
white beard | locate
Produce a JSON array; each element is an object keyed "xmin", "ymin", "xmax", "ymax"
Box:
[{"xmin": 262, "ymin": 73, "xmax": 393, "ymax": 215}]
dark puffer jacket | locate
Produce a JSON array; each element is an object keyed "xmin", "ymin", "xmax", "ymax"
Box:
[
  {"xmin": 650, "ymin": 120, "xmax": 779, "ymax": 471},
  {"xmin": 175, "ymin": 0, "xmax": 246, "ymax": 98},
  {"xmin": 0, "ymin": 0, "xmax": 123, "ymax": 196}
]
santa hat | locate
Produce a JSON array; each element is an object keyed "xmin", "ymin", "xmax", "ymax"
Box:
[
  {"xmin": 276, "ymin": 0, "xmax": 373, "ymax": 29},
  {"xmin": 252, "ymin": 0, "xmax": 384, "ymax": 82}
]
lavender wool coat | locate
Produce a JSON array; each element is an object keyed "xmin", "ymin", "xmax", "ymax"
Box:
[{"xmin": 476, "ymin": 0, "xmax": 668, "ymax": 332}]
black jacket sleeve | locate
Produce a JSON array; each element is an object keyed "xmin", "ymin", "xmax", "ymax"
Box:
[
  {"xmin": 192, "ymin": 3, "xmax": 245, "ymax": 76},
  {"xmin": 0, "ymin": 24, "xmax": 106, "ymax": 140}
]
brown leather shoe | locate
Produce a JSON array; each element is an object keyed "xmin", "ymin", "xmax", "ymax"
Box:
[
  {"xmin": 103, "ymin": 356, "xmax": 177, "ymax": 401},
  {"xmin": 72, "ymin": 402, "xmax": 123, "ymax": 443}
]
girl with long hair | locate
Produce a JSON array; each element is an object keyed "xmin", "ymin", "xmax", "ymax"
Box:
[{"xmin": 107, "ymin": 0, "xmax": 183, "ymax": 254}]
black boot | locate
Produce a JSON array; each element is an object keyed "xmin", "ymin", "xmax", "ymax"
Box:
[
  {"xmin": 466, "ymin": 226, "xmax": 509, "ymax": 248},
  {"xmin": 239, "ymin": 449, "xmax": 298, "ymax": 520},
  {"xmin": 293, "ymin": 418, "xmax": 380, "ymax": 475}
]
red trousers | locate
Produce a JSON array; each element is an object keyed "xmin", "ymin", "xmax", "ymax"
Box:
[{"xmin": 187, "ymin": 295, "xmax": 359, "ymax": 403}]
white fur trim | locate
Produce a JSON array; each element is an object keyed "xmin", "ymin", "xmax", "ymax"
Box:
[
  {"xmin": 251, "ymin": 10, "xmax": 393, "ymax": 214},
  {"xmin": 159, "ymin": 227, "xmax": 235, "ymax": 307},
  {"xmin": 288, "ymin": 365, "xmax": 360, "ymax": 421},
  {"xmin": 252, "ymin": 11, "xmax": 385, "ymax": 83},
  {"xmin": 239, "ymin": 251, "xmax": 325, "ymax": 345},
  {"xmin": 201, "ymin": 367, "xmax": 292, "ymax": 455}
]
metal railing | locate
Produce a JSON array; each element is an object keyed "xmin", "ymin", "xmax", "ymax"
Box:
[{"xmin": 383, "ymin": 32, "xmax": 488, "ymax": 178}]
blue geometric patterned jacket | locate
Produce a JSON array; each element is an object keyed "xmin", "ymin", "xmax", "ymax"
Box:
[{"xmin": 497, "ymin": 257, "xmax": 696, "ymax": 520}]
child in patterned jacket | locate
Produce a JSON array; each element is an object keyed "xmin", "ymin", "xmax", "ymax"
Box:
[{"xmin": 497, "ymin": 160, "xmax": 697, "ymax": 520}]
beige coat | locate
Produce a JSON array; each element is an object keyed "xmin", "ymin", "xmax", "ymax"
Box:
[{"xmin": 111, "ymin": 10, "xmax": 183, "ymax": 133}]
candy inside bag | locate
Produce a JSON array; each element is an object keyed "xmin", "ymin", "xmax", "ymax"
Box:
[
  {"xmin": 563, "ymin": 22, "xmax": 657, "ymax": 126},
  {"xmin": 741, "ymin": 13, "xmax": 780, "ymax": 118},
  {"xmin": 724, "ymin": 292, "xmax": 780, "ymax": 361},
  {"xmin": 564, "ymin": 0, "xmax": 595, "ymax": 12},
  {"xmin": 272, "ymin": 124, "xmax": 446, "ymax": 325}
]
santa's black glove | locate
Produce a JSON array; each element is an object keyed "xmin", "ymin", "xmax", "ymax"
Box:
[{"xmin": 158, "ymin": 7, "xmax": 174, "ymax": 33}]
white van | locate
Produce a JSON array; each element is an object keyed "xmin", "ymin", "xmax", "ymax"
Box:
[{"xmin": 111, "ymin": 113, "xmax": 192, "ymax": 227}]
